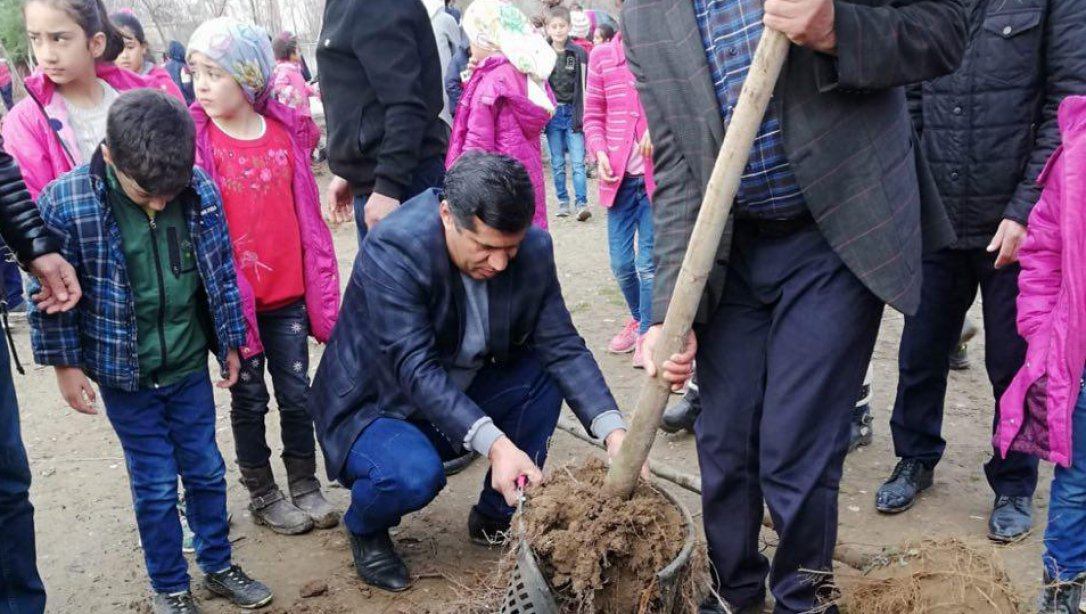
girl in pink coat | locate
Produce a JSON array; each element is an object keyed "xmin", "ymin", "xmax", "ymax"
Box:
[
  {"xmin": 446, "ymin": 0, "xmax": 556, "ymax": 229},
  {"xmin": 997, "ymin": 95, "xmax": 1086, "ymax": 609},
  {"xmin": 270, "ymin": 31, "xmax": 320, "ymax": 155},
  {"xmin": 583, "ymin": 31, "xmax": 656, "ymax": 367},
  {"xmin": 2, "ymin": 0, "xmax": 180, "ymax": 199}
]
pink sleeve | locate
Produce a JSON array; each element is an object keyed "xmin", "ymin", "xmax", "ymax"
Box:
[
  {"xmin": 2, "ymin": 105, "xmax": 52, "ymax": 201},
  {"xmin": 461, "ymin": 81, "xmax": 500, "ymax": 153},
  {"xmin": 583, "ymin": 50, "xmax": 609, "ymax": 161},
  {"xmin": 1016, "ymin": 152, "xmax": 1064, "ymax": 341}
]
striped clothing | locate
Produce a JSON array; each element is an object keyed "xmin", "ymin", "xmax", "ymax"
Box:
[{"xmin": 692, "ymin": 0, "xmax": 806, "ymax": 220}]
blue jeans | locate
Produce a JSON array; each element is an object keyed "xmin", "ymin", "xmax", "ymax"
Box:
[
  {"xmin": 0, "ymin": 342, "xmax": 45, "ymax": 613},
  {"xmin": 341, "ymin": 352, "xmax": 562, "ymax": 536},
  {"xmin": 545, "ymin": 104, "xmax": 587, "ymax": 206},
  {"xmin": 607, "ymin": 176, "xmax": 654, "ymax": 334},
  {"xmin": 1044, "ymin": 376, "xmax": 1086, "ymax": 581},
  {"xmin": 100, "ymin": 371, "xmax": 231, "ymax": 593},
  {"xmin": 353, "ymin": 155, "xmax": 446, "ymax": 247},
  {"xmin": 229, "ymin": 300, "xmax": 314, "ymax": 467}
]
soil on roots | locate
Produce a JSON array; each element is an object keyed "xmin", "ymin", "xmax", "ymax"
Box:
[
  {"xmin": 832, "ymin": 538, "xmax": 1022, "ymax": 614},
  {"xmin": 521, "ymin": 457, "xmax": 707, "ymax": 614}
]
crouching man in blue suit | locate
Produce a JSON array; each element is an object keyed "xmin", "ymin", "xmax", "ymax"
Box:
[{"xmin": 308, "ymin": 152, "xmax": 631, "ymax": 592}]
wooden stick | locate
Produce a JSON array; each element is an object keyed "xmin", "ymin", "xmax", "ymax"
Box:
[{"xmin": 603, "ymin": 29, "xmax": 792, "ymax": 499}]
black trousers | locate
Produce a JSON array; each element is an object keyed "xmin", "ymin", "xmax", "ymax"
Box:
[
  {"xmin": 696, "ymin": 219, "xmax": 882, "ymax": 613},
  {"xmin": 891, "ymin": 247, "xmax": 1037, "ymax": 497},
  {"xmin": 229, "ymin": 300, "xmax": 316, "ymax": 468}
]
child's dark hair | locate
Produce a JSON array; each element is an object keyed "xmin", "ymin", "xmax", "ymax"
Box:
[
  {"xmin": 444, "ymin": 152, "xmax": 534, "ymax": 234},
  {"xmin": 596, "ymin": 23, "xmax": 615, "ymax": 42},
  {"xmin": 272, "ymin": 31, "xmax": 298, "ymax": 61},
  {"xmin": 26, "ymin": 0, "xmax": 125, "ymax": 62},
  {"xmin": 546, "ymin": 6, "xmax": 571, "ymax": 24},
  {"xmin": 109, "ymin": 10, "xmax": 145, "ymax": 45},
  {"xmin": 106, "ymin": 90, "xmax": 195, "ymax": 196}
]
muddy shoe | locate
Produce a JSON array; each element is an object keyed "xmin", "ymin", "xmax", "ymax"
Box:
[
  {"xmin": 240, "ymin": 464, "xmax": 313, "ymax": 535},
  {"xmin": 875, "ymin": 459, "xmax": 933, "ymax": 514},
  {"xmin": 285, "ymin": 456, "xmax": 341, "ymax": 529},
  {"xmin": 1038, "ymin": 571, "xmax": 1085, "ymax": 614},
  {"xmin": 467, "ymin": 505, "xmax": 511, "ymax": 547},
  {"xmin": 346, "ymin": 527, "xmax": 411, "ymax": 592},
  {"xmin": 988, "ymin": 495, "xmax": 1032, "ymax": 543},
  {"xmin": 152, "ymin": 591, "xmax": 202, "ymax": 614},
  {"xmin": 204, "ymin": 565, "xmax": 273, "ymax": 609}
]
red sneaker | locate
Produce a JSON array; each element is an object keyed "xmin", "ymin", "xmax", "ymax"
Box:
[
  {"xmin": 608, "ymin": 318, "xmax": 639, "ymax": 354},
  {"xmin": 632, "ymin": 334, "xmax": 646, "ymax": 369}
]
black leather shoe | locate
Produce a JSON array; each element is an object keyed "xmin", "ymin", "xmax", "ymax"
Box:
[
  {"xmin": 442, "ymin": 451, "xmax": 477, "ymax": 476},
  {"xmin": 467, "ymin": 505, "xmax": 511, "ymax": 547},
  {"xmin": 345, "ymin": 528, "xmax": 411, "ymax": 592},
  {"xmin": 1038, "ymin": 570, "xmax": 1086, "ymax": 613},
  {"xmin": 661, "ymin": 387, "xmax": 701, "ymax": 434},
  {"xmin": 875, "ymin": 459, "xmax": 934, "ymax": 514},
  {"xmin": 988, "ymin": 495, "xmax": 1033, "ymax": 543},
  {"xmin": 848, "ymin": 402, "xmax": 874, "ymax": 453}
]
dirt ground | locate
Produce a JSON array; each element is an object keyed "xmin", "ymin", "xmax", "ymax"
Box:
[{"xmin": 15, "ymin": 169, "xmax": 1049, "ymax": 613}]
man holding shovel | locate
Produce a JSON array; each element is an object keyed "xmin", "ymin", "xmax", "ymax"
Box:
[
  {"xmin": 307, "ymin": 153, "xmax": 632, "ymax": 593},
  {"xmin": 622, "ymin": 0, "xmax": 967, "ymax": 611}
]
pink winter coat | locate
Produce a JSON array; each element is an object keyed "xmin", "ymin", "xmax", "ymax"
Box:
[
  {"xmin": 145, "ymin": 64, "xmax": 185, "ymax": 101},
  {"xmin": 191, "ymin": 98, "xmax": 340, "ymax": 359},
  {"xmin": 271, "ymin": 61, "xmax": 320, "ymax": 152},
  {"xmin": 582, "ymin": 34, "xmax": 655, "ymax": 209},
  {"xmin": 997, "ymin": 96, "xmax": 1086, "ymax": 468},
  {"xmin": 1, "ymin": 62, "xmax": 180, "ymax": 199},
  {"xmin": 446, "ymin": 55, "xmax": 555, "ymax": 229}
]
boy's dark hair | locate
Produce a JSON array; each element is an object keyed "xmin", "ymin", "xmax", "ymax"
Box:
[
  {"xmin": 596, "ymin": 23, "xmax": 616, "ymax": 42},
  {"xmin": 26, "ymin": 0, "xmax": 124, "ymax": 62},
  {"xmin": 443, "ymin": 153, "xmax": 534, "ymax": 234},
  {"xmin": 546, "ymin": 6, "xmax": 571, "ymax": 24},
  {"xmin": 106, "ymin": 90, "xmax": 195, "ymax": 196},
  {"xmin": 272, "ymin": 31, "xmax": 297, "ymax": 61},
  {"xmin": 109, "ymin": 10, "xmax": 145, "ymax": 45}
]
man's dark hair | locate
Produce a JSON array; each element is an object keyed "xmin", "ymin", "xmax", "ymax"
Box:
[
  {"xmin": 106, "ymin": 89, "xmax": 195, "ymax": 196},
  {"xmin": 546, "ymin": 6, "xmax": 571, "ymax": 24},
  {"xmin": 443, "ymin": 153, "xmax": 534, "ymax": 234}
]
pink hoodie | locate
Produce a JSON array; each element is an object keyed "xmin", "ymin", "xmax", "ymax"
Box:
[
  {"xmin": 997, "ymin": 96, "xmax": 1086, "ymax": 467},
  {"xmin": 582, "ymin": 34, "xmax": 655, "ymax": 209},
  {"xmin": 446, "ymin": 55, "xmax": 555, "ymax": 229},
  {"xmin": 1, "ymin": 62, "xmax": 180, "ymax": 199},
  {"xmin": 191, "ymin": 97, "xmax": 340, "ymax": 359}
]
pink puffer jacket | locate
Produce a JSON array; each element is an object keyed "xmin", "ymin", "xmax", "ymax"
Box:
[
  {"xmin": 582, "ymin": 34, "xmax": 655, "ymax": 209},
  {"xmin": 997, "ymin": 96, "xmax": 1086, "ymax": 467},
  {"xmin": 271, "ymin": 61, "xmax": 320, "ymax": 152},
  {"xmin": 1, "ymin": 62, "xmax": 181, "ymax": 199},
  {"xmin": 446, "ymin": 55, "xmax": 555, "ymax": 229},
  {"xmin": 191, "ymin": 98, "xmax": 340, "ymax": 359}
]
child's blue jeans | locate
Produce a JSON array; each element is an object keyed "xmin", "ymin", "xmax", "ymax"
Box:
[
  {"xmin": 545, "ymin": 104, "xmax": 587, "ymax": 206},
  {"xmin": 607, "ymin": 176, "xmax": 654, "ymax": 334},
  {"xmin": 1044, "ymin": 374, "xmax": 1086, "ymax": 581},
  {"xmin": 100, "ymin": 371, "xmax": 231, "ymax": 593}
]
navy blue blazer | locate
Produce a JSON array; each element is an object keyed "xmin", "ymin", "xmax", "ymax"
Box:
[{"xmin": 309, "ymin": 190, "xmax": 621, "ymax": 481}]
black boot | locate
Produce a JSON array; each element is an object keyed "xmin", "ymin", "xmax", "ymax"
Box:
[
  {"xmin": 284, "ymin": 456, "xmax": 340, "ymax": 529},
  {"xmin": 345, "ymin": 527, "xmax": 411, "ymax": 592},
  {"xmin": 1038, "ymin": 570, "xmax": 1086, "ymax": 614},
  {"xmin": 239, "ymin": 464, "xmax": 313, "ymax": 535},
  {"xmin": 661, "ymin": 386, "xmax": 701, "ymax": 434},
  {"xmin": 442, "ymin": 451, "xmax": 477, "ymax": 476},
  {"xmin": 874, "ymin": 459, "xmax": 934, "ymax": 514},
  {"xmin": 848, "ymin": 402, "xmax": 874, "ymax": 453},
  {"xmin": 467, "ymin": 505, "xmax": 511, "ymax": 547}
]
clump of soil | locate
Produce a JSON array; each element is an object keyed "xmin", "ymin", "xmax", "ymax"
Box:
[
  {"xmin": 521, "ymin": 457, "xmax": 707, "ymax": 613},
  {"xmin": 832, "ymin": 539, "xmax": 1021, "ymax": 614}
]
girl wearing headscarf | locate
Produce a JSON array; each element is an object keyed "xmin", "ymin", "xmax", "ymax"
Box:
[
  {"xmin": 187, "ymin": 17, "xmax": 341, "ymax": 536},
  {"xmin": 446, "ymin": 0, "xmax": 556, "ymax": 229}
]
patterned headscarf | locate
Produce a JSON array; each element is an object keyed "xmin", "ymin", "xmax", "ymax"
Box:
[
  {"xmin": 187, "ymin": 17, "xmax": 275, "ymax": 104},
  {"xmin": 462, "ymin": 0, "xmax": 555, "ymax": 83}
]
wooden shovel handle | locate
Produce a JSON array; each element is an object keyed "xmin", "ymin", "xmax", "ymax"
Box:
[{"xmin": 603, "ymin": 29, "xmax": 792, "ymax": 500}]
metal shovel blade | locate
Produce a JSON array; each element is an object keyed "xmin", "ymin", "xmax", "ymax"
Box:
[{"xmin": 501, "ymin": 477, "xmax": 558, "ymax": 614}]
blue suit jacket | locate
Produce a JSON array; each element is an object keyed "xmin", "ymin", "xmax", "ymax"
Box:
[{"xmin": 309, "ymin": 190, "xmax": 620, "ymax": 481}]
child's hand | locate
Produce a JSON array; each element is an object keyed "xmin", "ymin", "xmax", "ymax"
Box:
[
  {"xmin": 597, "ymin": 155, "xmax": 618, "ymax": 183},
  {"xmin": 218, "ymin": 350, "xmax": 241, "ymax": 389},
  {"xmin": 55, "ymin": 366, "xmax": 97, "ymax": 415}
]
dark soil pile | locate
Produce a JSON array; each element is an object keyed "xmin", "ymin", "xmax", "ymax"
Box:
[
  {"xmin": 833, "ymin": 539, "xmax": 1021, "ymax": 614},
  {"xmin": 521, "ymin": 458, "xmax": 707, "ymax": 614}
]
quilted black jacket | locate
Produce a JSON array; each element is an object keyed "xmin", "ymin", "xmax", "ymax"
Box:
[
  {"xmin": 0, "ymin": 145, "xmax": 60, "ymax": 266},
  {"xmin": 912, "ymin": 0, "xmax": 1086, "ymax": 249}
]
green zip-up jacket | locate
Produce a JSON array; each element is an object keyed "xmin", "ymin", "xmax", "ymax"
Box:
[{"xmin": 107, "ymin": 168, "xmax": 210, "ymax": 388}]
